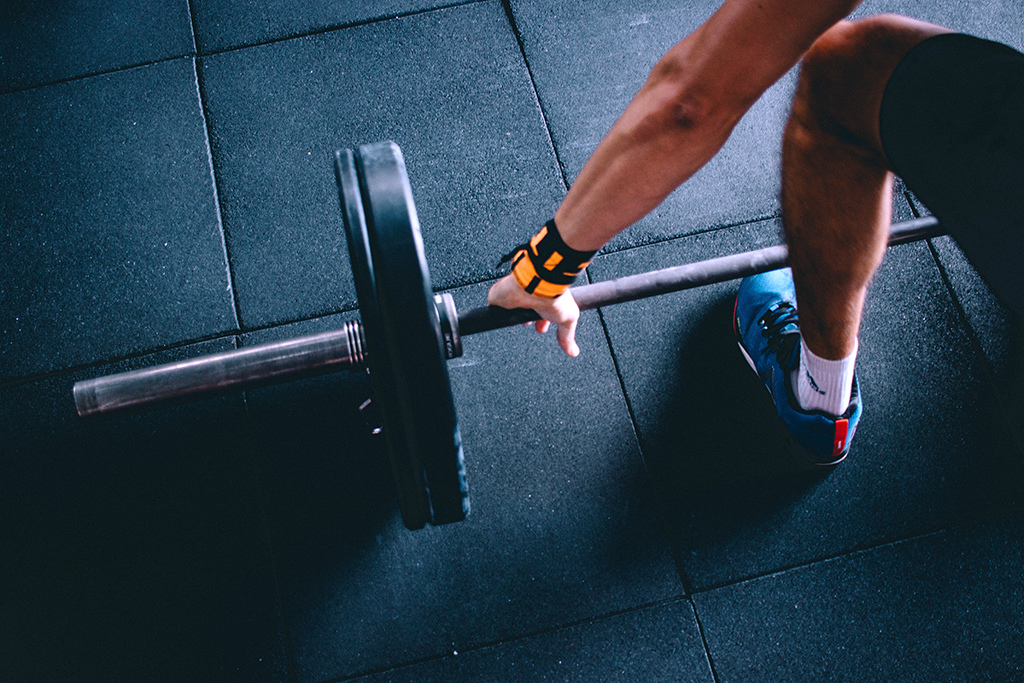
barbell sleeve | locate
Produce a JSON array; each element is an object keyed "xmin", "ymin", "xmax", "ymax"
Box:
[{"xmin": 74, "ymin": 321, "xmax": 367, "ymax": 417}]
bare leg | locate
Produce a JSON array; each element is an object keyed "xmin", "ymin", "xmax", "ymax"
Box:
[{"xmin": 783, "ymin": 15, "xmax": 951, "ymax": 360}]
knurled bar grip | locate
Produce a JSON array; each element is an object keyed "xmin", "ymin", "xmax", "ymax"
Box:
[{"xmin": 73, "ymin": 216, "xmax": 942, "ymax": 417}]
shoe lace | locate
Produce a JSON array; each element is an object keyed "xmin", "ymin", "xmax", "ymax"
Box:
[{"xmin": 758, "ymin": 301, "xmax": 800, "ymax": 372}]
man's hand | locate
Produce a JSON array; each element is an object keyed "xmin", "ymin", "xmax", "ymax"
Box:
[{"xmin": 487, "ymin": 274, "xmax": 581, "ymax": 357}]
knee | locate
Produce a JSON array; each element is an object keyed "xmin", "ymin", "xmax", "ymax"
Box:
[
  {"xmin": 797, "ymin": 15, "xmax": 948, "ymax": 122},
  {"xmin": 786, "ymin": 23, "xmax": 861, "ymax": 155},
  {"xmin": 797, "ymin": 19, "xmax": 883, "ymax": 119},
  {"xmin": 791, "ymin": 15, "xmax": 935, "ymax": 152}
]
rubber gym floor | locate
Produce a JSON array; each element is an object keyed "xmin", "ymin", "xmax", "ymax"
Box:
[{"xmin": 2, "ymin": 1, "xmax": 1023, "ymax": 681}]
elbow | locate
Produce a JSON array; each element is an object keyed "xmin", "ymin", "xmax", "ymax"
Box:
[
  {"xmin": 667, "ymin": 92, "xmax": 716, "ymax": 132},
  {"xmin": 642, "ymin": 44, "xmax": 751, "ymax": 140},
  {"xmin": 642, "ymin": 85, "xmax": 739, "ymax": 149},
  {"xmin": 642, "ymin": 72, "xmax": 738, "ymax": 140}
]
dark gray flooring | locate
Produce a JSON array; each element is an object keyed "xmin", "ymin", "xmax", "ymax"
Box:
[{"xmin": 2, "ymin": 1, "xmax": 1022, "ymax": 681}]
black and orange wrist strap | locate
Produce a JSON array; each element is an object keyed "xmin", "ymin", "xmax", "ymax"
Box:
[{"xmin": 498, "ymin": 219, "xmax": 596, "ymax": 299}]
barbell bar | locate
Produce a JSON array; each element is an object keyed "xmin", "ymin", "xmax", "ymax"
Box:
[
  {"xmin": 73, "ymin": 141, "xmax": 945, "ymax": 529},
  {"xmin": 72, "ymin": 215, "xmax": 944, "ymax": 416}
]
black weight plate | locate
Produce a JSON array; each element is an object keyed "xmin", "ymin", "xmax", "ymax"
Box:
[
  {"xmin": 335, "ymin": 148, "xmax": 430, "ymax": 530},
  {"xmin": 336, "ymin": 141, "xmax": 469, "ymax": 527},
  {"xmin": 357, "ymin": 141, "xmax": 469, "ymax": 526}
]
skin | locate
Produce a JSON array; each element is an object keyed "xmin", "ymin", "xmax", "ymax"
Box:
[
  {"xmin": 781, "ymin": 15, "xmax": 950, "ymax": 358},
  {"xmin": 488, "ymin": 1, "xmax": 947, "ymax": 361}
]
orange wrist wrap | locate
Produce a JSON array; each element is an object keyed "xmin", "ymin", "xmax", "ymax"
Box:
[{"xmin": 501, "ymin": 219, "xmax": 596, "ymax": 299}]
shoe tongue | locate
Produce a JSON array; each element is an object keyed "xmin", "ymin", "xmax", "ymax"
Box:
[{"xmin": 778, "ymin": 333, "xmax": 801, "ymax": 371}]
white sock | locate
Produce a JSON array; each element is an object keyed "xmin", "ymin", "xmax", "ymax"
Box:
[{"xmin": 792, "ymin": 337, "xmax": 857, "ymax": 416}]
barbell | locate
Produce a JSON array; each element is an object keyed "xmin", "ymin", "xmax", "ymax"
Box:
[{"xmin": 73, "ymin": 141, "xmax": 945, "ymax": 530}]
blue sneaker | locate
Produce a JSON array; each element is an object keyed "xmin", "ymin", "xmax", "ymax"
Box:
[{"xmin": 734, "ymin": 268, "xmax": 862, "ymax": 466}]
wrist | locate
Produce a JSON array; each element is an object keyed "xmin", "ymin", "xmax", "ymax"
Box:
[{"xmin": 508, "ymin": 219, "xmax": 596, "ymax": 299}]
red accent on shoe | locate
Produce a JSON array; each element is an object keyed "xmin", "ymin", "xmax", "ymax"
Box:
[
  {"xmin": 832, "ymin": 419, "xmax": 849, "ymax": 458},
  {"xmin": 732, "ymin": 296, "xmax": 739, "ymax": 337}
]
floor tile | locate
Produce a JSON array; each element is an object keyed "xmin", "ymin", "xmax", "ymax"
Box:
[
  {"xmin": 1, "ymin": 59, "xmax": 238, "ymax": 381},
  {"xmin": 930, "ymin": 237, "xmax": 1017, "ymax": 388},
  {"xmin": 510, "ymin": 0, "xmax": 794, "ymax": 249},
  {"xmin": 854, "ymin": 0, "xmax": 1024, "ymax": 51},
  {"xmin": 200, "ymin": 1, "xmax": 564, "ymax": 329},
  {"xmin": 192, "ymin": 0, "xmax": 457, "ymax": 53},
  {"xmin": 356, "ymin": 599, "xmax": 713, "ymax": 682},
  {"xmin": 0, "ymin": 340, "xmax": 287, "ymax": 683},
  {"xmin": 592, "ymin": 221, "xmax": 1024, "ymax": 591},
  {"xmin": 244, "ymin": 284, "xmax": 682, "ymax": 681},
  {"xmin": 929, "ymin": 236, "xmax": 1024, "ymax": 452},
  {"xmin": 0, "ymin": 0, "xmax": 193, "ymax": 92},
  {"xmin": 694, "ymin": 512, "xmax": 1024, "ymax": 682}
]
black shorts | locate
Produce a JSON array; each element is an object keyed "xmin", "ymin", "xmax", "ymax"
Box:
[{"xmin": 880, "ymin": 33, "xmax": 1024, "ymax": 318}]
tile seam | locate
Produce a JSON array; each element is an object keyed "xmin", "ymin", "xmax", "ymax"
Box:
[
  {"xmin": 190, "ymin": 54, "xmax": 244, "ymax": 332},
  {"xmin": 326, "ymin": 595, "xmax": 691, "ymax": 682},
  {"xmin": 0, "ymin": 330, "xmax": 240, "ymax": 390},
  {"xmin": 592, "ymin": 298, "xmax": 697, "ymax": 594},
  {"xmin": 0, "ymin": 303, "xmax": 368, "ymax": 390},
  {"xmin": 435, "ymin": 215, "xmax": 783, "ymax": 294},
  {"xmin": 193, "ymin": 0, "xmax": 491, "ymax": 57},
  {"xmin": 593, "ymin": 212, "xmax": 782, "ymax": 256},
  {"xmin": 903, "ymin": 187, "xmax": 1022, "ymax": 453},
  {"xmin": 687, "ymin": 595, "xmax": 724, "ymax": 683},
  {"xmin": 183, "ymin": 0, "xmax": 199, "ymax": 54},
  {"xmin": 232, "ymin": 392, "xmax": 302, "ymax": 683},
  {"xmin": 922, "ymin": 238, "xmax": 1024, "ymax": 456},
  {"xmin": 0, "ymin": 54, "xmax": 198, "ymax": 97},
  {"xmin": 499, "ymin": 0, "xmax": 572, "ymax": 193},
  {"xmin": 685, "ymin": 510, "xmax": 1024, "ymax": 597}
]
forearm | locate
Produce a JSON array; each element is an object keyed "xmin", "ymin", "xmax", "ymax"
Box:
[
  {"xmin": 554, "ymin": 51, "xmax": 740, "ymax": 251},
  {"xmin": 555, "ymin": 0, "xmax": 865, "ymax": 252}
]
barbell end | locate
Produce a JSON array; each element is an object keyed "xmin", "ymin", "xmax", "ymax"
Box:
[
  {"xmin": 73, "ymin": 320, "xmax": 370, "ymax": 418},
  {"xmin": 73, "ymin": 381, "xmax": 100, "ymax": 418}
]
